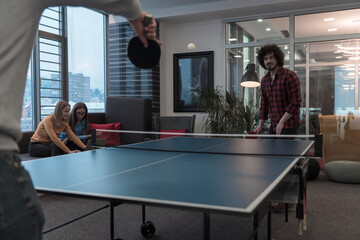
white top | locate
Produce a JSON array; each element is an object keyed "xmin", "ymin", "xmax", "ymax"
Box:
[{"xmin": 0, "ymin": 0, "xmax": 142, "ymax": 151}]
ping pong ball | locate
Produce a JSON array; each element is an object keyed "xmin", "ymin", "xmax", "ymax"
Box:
[{"xmin": 188, "ymin": 43, "xmax": 196, "ymax": 51}]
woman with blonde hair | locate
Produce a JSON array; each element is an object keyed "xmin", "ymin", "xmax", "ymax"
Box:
[{"xmin": 28, "ymin": 100, "xmax": 86, "ymax": 157}]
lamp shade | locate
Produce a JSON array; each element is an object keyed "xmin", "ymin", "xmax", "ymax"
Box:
[{"xmin": 240, "ymin": 63, "xmax": 260, "ymax": 87}]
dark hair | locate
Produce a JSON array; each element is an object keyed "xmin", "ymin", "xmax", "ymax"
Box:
[
  {"xmin": 69, "ymin": 102, "xmax": 89, "ymax": 134},
  {"xmin": 257, "ymin": 44, "xmax": 285, "ymax": 70},
  {"xmin": 53, "ymin": 100, "xmax": 70, "ymax": 122}
]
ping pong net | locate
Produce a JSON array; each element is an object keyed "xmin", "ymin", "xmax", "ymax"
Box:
[{"xmin": 89, "ymin": 128, "xmax": 317, "ymax": 158}]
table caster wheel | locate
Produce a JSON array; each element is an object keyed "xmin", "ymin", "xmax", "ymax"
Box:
[{"xmin": 141, "ymin": 221, "xmax": 155, "ymax": 238}]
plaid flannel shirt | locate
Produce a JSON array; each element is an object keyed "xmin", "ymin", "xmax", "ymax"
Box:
[{"xmin": 259, "ymin": 67, "xmax": 301, "ymax": 132}]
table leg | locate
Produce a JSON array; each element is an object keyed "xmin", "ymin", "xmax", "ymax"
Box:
[
  {"xmin": 267, "ymin": 209, "xmax": 271, "ymax": 240},
  {"xmin": 253, "ymin": 211, "xmax": 258, "ymax": 240},
  {"xmin": 203, "ymin": 212, "xmax": 210, "ymax": 240},
  {"xmin": 110, "ymin": 201, "xmax": 115, "ymax": 240}
]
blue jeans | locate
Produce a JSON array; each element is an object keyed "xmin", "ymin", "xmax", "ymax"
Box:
[
  {"xmin": 28, "ymin": 141, "xmax": 63, "ymax": 157},
  {"xmin": 0, "ymin": 151, "xmax": 44, "ymax": 240}
]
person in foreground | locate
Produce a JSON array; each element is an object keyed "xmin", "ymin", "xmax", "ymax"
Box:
[
  {"xmin": 29, "ymin": 101, "xmax": 86, "ymax": 157},
  {"xmin": 59, "ymin": 102, "xmax": 92, "ymax": 150},
  {"xmin": 253, "ymin": 44, "xmax": 301, "ymax": 135},
  {"xmin": 0, "ymin": 0, "xmax": 158, "ymax": 239}
]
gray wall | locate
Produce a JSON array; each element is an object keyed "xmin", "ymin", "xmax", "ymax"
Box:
[{"xmin": 159, "ymin": 19, "xmax": 223, "ymax": 132}]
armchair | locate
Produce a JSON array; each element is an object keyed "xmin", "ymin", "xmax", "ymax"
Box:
[
  {"xmin": 319, "ymin": 113, "xmax": 360, "ymax": 163},
  {"xmin": 153, "ymin": 115, "xmax": 196, "ymax": 138}
]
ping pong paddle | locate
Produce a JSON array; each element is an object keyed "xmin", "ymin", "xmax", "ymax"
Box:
[{"xmin": 127, "ymin": 14, "xmax": 161, "ymax": 69}]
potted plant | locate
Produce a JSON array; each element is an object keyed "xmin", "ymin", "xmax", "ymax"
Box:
[{"xmin": 197, "ymin": 87, "xmax": 259, "ymax": 134}]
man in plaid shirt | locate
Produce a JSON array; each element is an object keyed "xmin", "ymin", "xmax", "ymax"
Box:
[{"xmin": 253, "ymin": 44, "xmax": 301, "ymax": 135}]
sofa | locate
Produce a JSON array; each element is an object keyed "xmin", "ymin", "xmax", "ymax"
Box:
[{"xmin": 18, "ymin": 96, "xmax": 152, "ymax": 159}]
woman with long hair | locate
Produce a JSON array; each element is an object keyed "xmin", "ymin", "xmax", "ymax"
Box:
[
  {"xmin": 59, "ymin": 102, "xmax": 91, "ymax": 150},
  {"xmin": 28, "ymin": 100, "xmax": 86, "ymax": 157}
]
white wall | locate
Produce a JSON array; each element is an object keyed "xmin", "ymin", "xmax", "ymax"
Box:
[{"xmin": 159, "ymin": 19, "xmax": 224, "ymax": 132}]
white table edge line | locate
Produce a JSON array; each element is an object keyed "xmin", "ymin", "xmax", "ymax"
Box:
[
  {"xmin": 35, "ymin": 188, "xmax": 252, "ymax": 214},
  {"xmin": 245, "ymin": 156, "xmax": 301, "ymax": 213}
]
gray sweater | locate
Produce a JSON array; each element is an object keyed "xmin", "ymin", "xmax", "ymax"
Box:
[{"xmin": 0, "ymin": 0, "xmax": 141, "ymax": 151}]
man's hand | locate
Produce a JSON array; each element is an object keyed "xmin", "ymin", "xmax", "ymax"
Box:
[
  {"xmin": 277, "ymin": 112, "xmax": 292, "ymax": 134},
  {"xmin": 253, "ymin": 119, "xmax": 265, "ymax": 134},
  {"xmin": 253, "ymin": 126, "xmax": 263, "ymax": 134},
  {"xmin": 276, "ymin": 122, "xmax": 284, "ymax": 135},
  {"xmin": 129, "ymin": 12, "xmax": 160, "ymax": 48}
]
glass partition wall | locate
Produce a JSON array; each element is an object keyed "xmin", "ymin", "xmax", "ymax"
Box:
[{"xmin": 225, "ymin": 8, "xmax": 360, "ymax": 135}]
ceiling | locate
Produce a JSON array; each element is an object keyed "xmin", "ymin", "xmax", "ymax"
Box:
[{"xmin": 139, "ymin": 0, "xmax": 360, "ymax": 23}]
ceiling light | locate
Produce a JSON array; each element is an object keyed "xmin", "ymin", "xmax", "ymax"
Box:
[
  {"xmin": 234, "ymin": 55, "xmax": 242, "ymax": 58},
  {"xmin": 349, "ymin": 56, "xmax": 360, "ymax": 60},
  {"xmin": 328, "ymin": 28, "xmax": 337, "ymax": 32},
  {"xmin": 266, "ymin": 28, "xmax": 271, "ymax": 31},
  {"xmin": 228, "ymin": 38, "xmax": 238, "ymax": 42},
  {"xmin": 324, "ymin": 18, "xmax": 335, "ymax": 22},
  {"xmin": 338, "ymin": 39, "xmax": 360, "ymax": 60},
  {"xmin": 336, "ymin": 56, "xmax": 342, "ymax": 59},
  {"xmin": 257, "ymin": 19, "xmax": 263, "ymax": 22}
]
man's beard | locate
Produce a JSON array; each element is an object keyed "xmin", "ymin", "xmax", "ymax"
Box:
[{"xmin": 266, "ymin": 63, "xmax": 277, "ymax": 71}]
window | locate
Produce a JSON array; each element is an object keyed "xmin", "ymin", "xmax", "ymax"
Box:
[
  {"xmin": 38, "ymin": 7, "xmax": 64, "ymax": 119},
  {"xmin": 39, "ymin": 37, "xmax": 63, "ymax": 119},
  {"xmin": 67, "ymin": 7, "xmax": 106, "ymax": 112},
  {"xmin": 20, "ymin": 7, "xmax": 107, "ymax": 131},
  {"xmin": 225, "ymin": 17, "xmax": 289, "ymax": 45},
  {"xmin": 21, "ymin": 58, "xmax": 34, "ymax": 131},
  {"xmin": 39, "ymin": 8, "xmax": 62, "ymax": 35},
  {"xmin": 295, "ymin": 9, "xmax": 360, "ymax": 38},
  {"xmin": 225, "ymin": 8, "xmax": 360, "ymax": 135}
]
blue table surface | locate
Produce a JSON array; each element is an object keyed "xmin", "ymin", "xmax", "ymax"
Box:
[{"xmin": 22, "ymin": 137, "xmax": 313, "ymax": 214}]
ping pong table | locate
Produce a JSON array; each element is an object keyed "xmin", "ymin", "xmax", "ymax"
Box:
[{"xmin": 22, "ymin": 137, "xmax": 313, "ymax": 240}]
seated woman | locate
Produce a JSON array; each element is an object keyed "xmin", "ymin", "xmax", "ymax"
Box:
[
  {"xmin": 59, "ymin": 102, "xmax": 91, "ymax": 150},
  {"xmin": 28, "ymin": 100, "xmax": 86, "ymax": 157}
]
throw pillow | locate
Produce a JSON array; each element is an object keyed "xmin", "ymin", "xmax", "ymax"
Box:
[
  {"xmin": 89, "ymin": 123, "xmax": 122, "ymax": 145},
  {"xmin": 160, "ymin": 129, "xmax": 187, "ymax": 139}
]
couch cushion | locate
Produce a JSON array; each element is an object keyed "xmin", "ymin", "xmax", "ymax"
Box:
[
  {"xmin": 89, "ymin": 123, "xmax": 121, "ymax": 146},
  {"xmin": 325, "ymin": 161, "xmax": 360, "ymax": 183}
]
